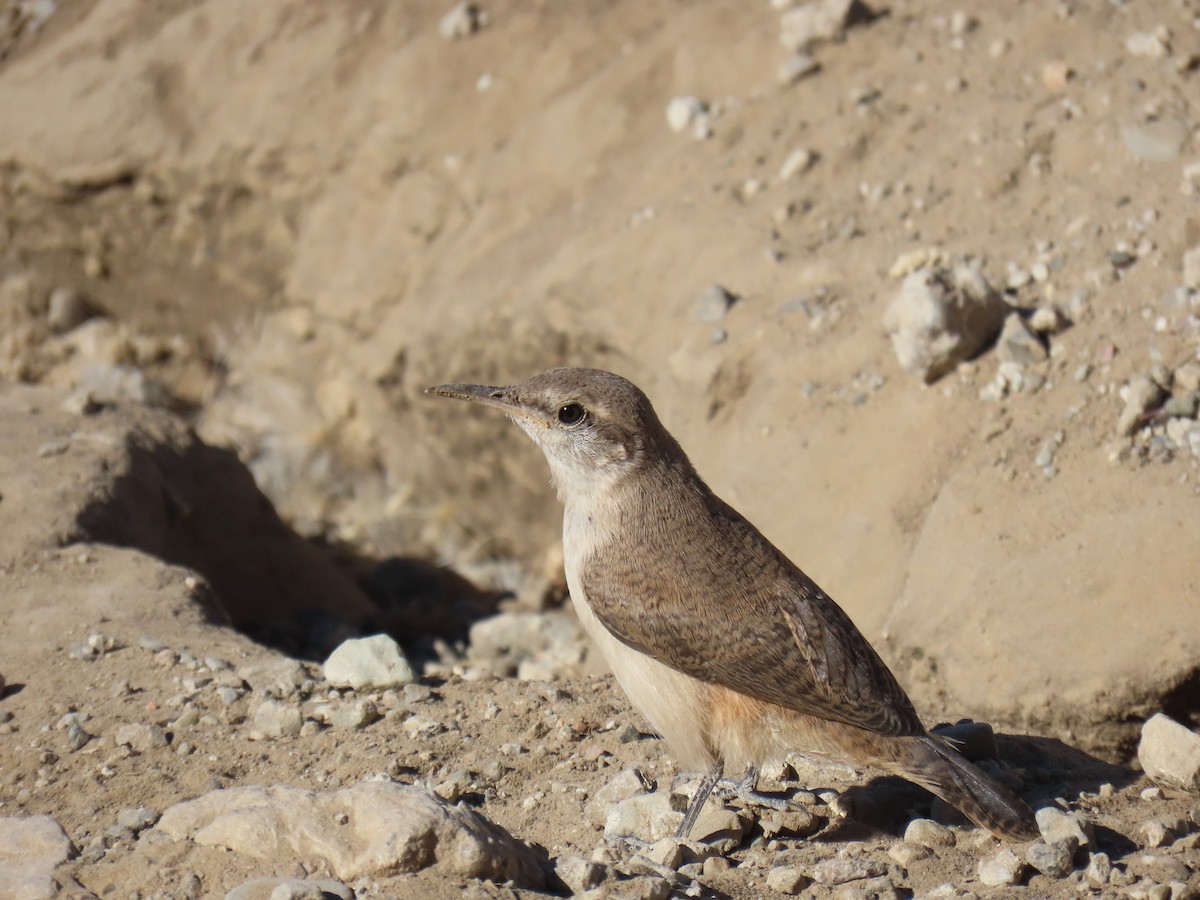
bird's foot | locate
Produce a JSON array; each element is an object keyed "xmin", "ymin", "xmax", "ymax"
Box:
[{"xmin": 716, "ymin": 765, "xmax": 793, "ymax": 813}]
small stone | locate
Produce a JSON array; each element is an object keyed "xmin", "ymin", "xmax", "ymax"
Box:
[
  {"xmin": 1139, "ymin": 713, "xmax": 1200, "ymax": 791},
  {"xmin": 116, "ymin": 807, "xmax": 161, "ymax": 833},
  {"xmin": 1025, "ymin": 840, "xmax": 1075, "ymax": 878},
  {"xmin": 1137, "ymin": 816, "xmax": 1187, "ymax": 848},
  {"xmin": 978, "ymin": 846, "xmax": 1025, "ymax": 886},
  {"xmin": 811, "ymin": 858, "xmax": 886, "ymax": 885},
  {"xmin": 642, "ymin": 838, "xmax": 683, "ymax": 869},
  {"xmin": 323, "ymin": 635, "xmax": 414, "ymax": 692},
  {"xmin": 997, "ymin": 313, "xmax": 1047, "ymax": 366},
  {"xmin": 666, "ymin": 96, "xmax": 707, "ymax": 134},
  {"xmin": 889, "ymin": 842, "xmax": 931, "ymax": 866},
  {"xmin": 778, "ymin": 53, "xmax": 820, "ymax": 85},
  {"xmin": 766, "ymin": 865, "xmax": 810, "ymax": 895},
  {"xmin": 604, "ymin": 792, "xmax": 681, "ymax": 842},
  {"xmin": 1084, "ymin": 851, "xmax": 1112, "ymax": 887},
  {"xmin": 1162, "ymin": 392, "xmax": 1199, "ymax": 419},
  {"xmin": 779, "ymin": 148, "xmax": 816, "ymax": 180},
  {"xmin": 1183, "ymin": 247, "xmax": 1200, "ymax": 291},
  {"xmin": 238, "ymin": 659, "xmax": 308, "ymax": 697},
  {"xmin": 702, "ymin": 856, "xmax": 730, "ymax": 876},
  {"xmin": 1175, "ymin": 363, "xmax": 1200, "ymax": 394},
  {"xmin": 780, "ymin": 0, "xmax": 873, "ymax": 51},
  {"xmin": 1117, "ymin": 374, "xmax": 1166, "ymax": 436},
  {"xmin": 66, "ymin": 720, "xmax": 93, "ymax": 751},
  {"xmin": 693, "ymin": 284, "xmax": 737, "ymax": 323},
  {"xmin": 1029, "ymin": 306, "xmax": 1064, "ymax": 335},
  {"xmin": 227, "ymin": 879, "xmax": 353, "ymax": 900},
  {"xmin": 883, "ymin": 265, "xmax": 1009, "ymax": 383},
  {"xmin": 585, "ymin": 767, "xmax": 652, "ymax": 826},
  {"xmin": 1041, "ymin": 60, "xmax": 1073, "ymax": 91},
  {"xmin": 115, "ymin": 723, "xmax": 169, "ymax": 752},
  {"xmin": 904, "ymin": 818, "xmax": 956, "ymax": 849},
  {"xmin": 1035, "ymin": 807, "xmax": 1092, "ymax": 849},
  {"xmin": 1142, "ymin": 786, "xmax": 1165, "ymax": 801},
  {"xmin": 554, "ymin": 855, "xmax": 607, "ymax": 893},
  {"xmin": 1122, "ymin": 120, "xmax": 1189, "ymax": 164},
  {"xmin": 329, "ymin": 699, "xmax": 380, "ymax": 731},
  {"xmin": 1126, "ymin": 31, "xmax": 1169, "ymax": 58},
  {"xmin": 254, "ymin": 700, "xmax": 304, "ymax": 739},
  {"xmin": 438, "ymin": 2, "xmax": 483, "ymax": 40},
  {"xmin": 46, "ymin": 287, "xmax": 94, "ymax": 333}
]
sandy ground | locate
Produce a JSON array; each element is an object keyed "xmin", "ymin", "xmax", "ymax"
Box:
[{"xmin": 1, "ymin": 0, "xmax": 1199, "ymax": 897}]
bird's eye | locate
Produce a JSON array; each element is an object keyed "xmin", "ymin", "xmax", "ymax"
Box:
[{"xmin": 557, "ymin": 403, "xmax": 586, "ymax": 426}]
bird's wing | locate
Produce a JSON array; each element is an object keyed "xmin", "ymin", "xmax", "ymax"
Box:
[{"xmin": 580, "ymin": 499, "xmax": 925, "ymax": 737}]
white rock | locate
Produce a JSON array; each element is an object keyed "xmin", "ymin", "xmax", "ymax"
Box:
[
  {"xmin": 1122, "ymin": 120, "xmax": 1189, "ymax": 164},
  {"xmin": 0, "ymin": 815, "xmax": 76, "ymax": 900},
  {"xmin": 780, "ymin": 0, "xmax": 871, "ymax": 51},
  {"xmin": 238, "ymin": 658, "xmax": 309, "ymax": 697},
  {"xmin": 323, "ymin": 634, "xmax": 414, "ymax": 691},
  {"xmin": 1036, "ymin": 807, "xmax": 1093, "ymax": 849},
  {"xmin": 225, "ymin": 877, "xmax": 352, "ymax": 900},
  {"xmin": 1116, "ymin": 374, "xmax": 1166, "ymax": 436},
  {"xmin": 779, "ymin": 147, "xmax": 815, "ymax": 180},
  {"xmin": 156, "ymin": 782, "xmax": 544, "ymax": 886},
  {"xmin": 1139, "ymin": 714, "xmax": 1200, "ymax": 791},
  {"xmin": 777, "ymin": 53, "xmax": 820, "ymax": 84},
  {"xmin": 253, "ymin": 700, "xmax": 304, "ymax": 739},
  {"xmin": 883, "ymin": 266, "xmax": 1010, "ymax": 383},
  {"xmin": 996, "ymin": 313, "xmax": 1048, "ymax": 366},
  {"xmin": 604, "ymin": 792, "xmax": 682, "ymax": 842},
  {"xmin": 811, "ymin": 857, "xmax": 887, "ymax": 884},
  {"xmin": 115, "ymin": 722, "xmax": 169, "ymax": 752},
  {"xmin": 665, "ymin": 96, "xmax": 707, "ymax": 134},
  {"xmin": 1126, "ymin": 31, "xmax": 1169, "ymax": 59},
  {"xmin": 439, "ymin": 2, "xmax": 484, "ymax": 40},
  {"xmin": 585, "ymin": 767, "xmax": 652, "ymax": 826},
  {"xmin": 554, "ymin": 855, "xmax": 608, "ymax": 893},
  {"xmin": 978, "ymin": 846, "xmax": 1025, "ymax": 886},
  {"xmin": 766, "ymin": 865, "xmax": 810, "ymax": 894},
  {"xmin": 1183, "ymin": 246, "xmax": 1200, "ymax": 291},
  {"xmin": 904, "ymin": 817, "xmax": 956, "ymax": 849}
]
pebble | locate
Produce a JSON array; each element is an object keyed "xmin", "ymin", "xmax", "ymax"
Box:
[
  {"xmin": 811, "ymin": 857, "xmax": 886, "ymax": 885},
  {"xmin": 1126, "ymin": 30, "xmax": 1169, "ymax": 59},
  {"xmin": 1122, "ymin": 120, "xmax": 1189, "ymax": 164},
  {"xmin": 116, "ymin": 807, "xmax": 161, "ymax": 832},
  {"xmin": 882, "ymin": 265, "xmax": 1009, "ymax": 383},
  {"xmin": 766, "ymin": 865, "xmax": 811, "ymax": 895},
  {"xmin": 115, "ymin": 723, "xmax": 168, "ymax": 752},
  {"xmin": 904, "ymin": 818, "xmax": 956, "ymax": 849},
  {"xmin": 66, "ymin": 720, "xmax": 93, "ymax": 751},
  {"xmin": 329, "ymin": 699, "xmax": 380, "ymax": 731},
  {"xmin": 778, "ymin": 53, "xmax": 820, "ymax": 85},
  {"xmin": 1117, "ymin": 374, "xmax": 1166, "ymax": 436},
  {"xmin": 555, "ymin": 855, "xmax": 608, "ymax": 893},
  {"xmin": 604, "ymin": 792, "xmax": 682, "ymax": 842},
  {"xmin": 1085, "ymin": 851, "xmax": 1112, "ymax": 887},
  {"xmin": 1183, "ymin": 247, "xmax": 1200, "ymax": 291},
  {"xmin": 46, "ymin": 287, "xmax": 93, "ymax": 333},
  {"xmin": 225, "ymin": 878, "xmax": 353, "ymax": 900},
  {"xmin": 779, "ymin": 147, "xmax": 815, "ymax": 180},
  {"xmin": 1036, "ymin": 807, "xmax": 1092, "ymax": 850},
  {"xmin": 1162, "ymin": 392, "xmax": 1198, "ymax": 419},
  {"xmin": 239, "ymin": 659, "xmax": 308, "ymax": 698},
  {"xmin": 438, "ymin": 2, "xmax": 484, "ymax": 40},
  {"xmin": 1137, "ymin": 816, "xmax": 1188, "ymax": 848},
  {"xmin": 1025, "ymin": 840, "xmax": 1075, "ymax": 878},
  {"xmin": 693, "ymin": 284, "xmax": 737, "ymax": 323},
  {"xmin": 1041, "ymin": 60, "xmax": 1072, "ymax": 91},
  {"xmin": 1139, "ymin": 713, "xmax": 1200, "ymax": 791},
  {"xmin": 322, "ymin": 635, "xmax": 414, "ymax": 691},
  {"xmin": 888, "ymin": 841, "xmax": 931, "ymax": 866},
  {"xmin": 665, "ymin": 96, "xmax": 707, "ymax": 134},
  {"xmin": 779, "ymin": 0, "xmax": 868, "ymax": 51},
  {"xmin": 0, "ymin": 815, "xmax": 76, "ymax": 899},
  {"xmin": 996, "ymin": 313, "xmax": 1048, "ymax": 366},
  {"xmin": 978, "ymin": 846, "xmax": 1025, "ymax": 886},
  {"xmin": 253, "ymin": 700, "xmax": 304, "ymax": 739}
]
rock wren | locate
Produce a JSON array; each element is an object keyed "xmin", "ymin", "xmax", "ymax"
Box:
[{"xmin": 428, "ymin": 367, "xmax": 1038, "ymax": 841}]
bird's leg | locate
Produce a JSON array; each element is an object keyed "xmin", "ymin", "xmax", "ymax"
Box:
[
  {"xmin": 719, "ymin": 765, "xmax": 792, "ymax": 812},
  {"xmin": 676, "ymin": 761, "xmax": 723, "ymax": 839}
]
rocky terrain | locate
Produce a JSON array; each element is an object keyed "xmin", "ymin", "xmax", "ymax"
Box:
[{"xmin": 1, "ymin": 0, "xmax": 1200, "ymax": 897}]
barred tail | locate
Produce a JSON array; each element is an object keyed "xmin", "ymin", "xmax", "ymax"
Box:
[{"xmin": 900, "ymin": 735, "xmax": 1039, "ymax": 841}]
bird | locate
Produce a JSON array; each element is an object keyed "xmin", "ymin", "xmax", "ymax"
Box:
[{"xmin": 427, "ymin": 367, "xmax": 1039, "ymax": 842}]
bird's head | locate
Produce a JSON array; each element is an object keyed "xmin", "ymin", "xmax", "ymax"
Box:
[{"xmin": 428, "ymin": 367, "xmax": 670, "ymax": 502}]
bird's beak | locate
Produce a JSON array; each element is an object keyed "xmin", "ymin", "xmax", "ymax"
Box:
[{"xmin": 425, "ymin": 382, "xmax": 546, "ymax": 425}]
